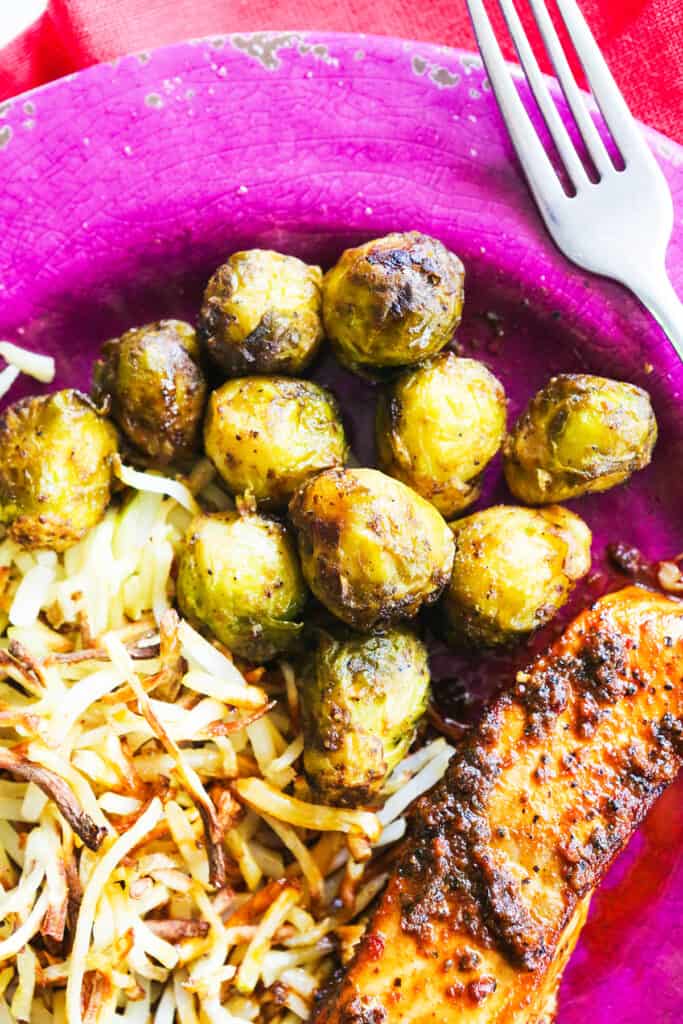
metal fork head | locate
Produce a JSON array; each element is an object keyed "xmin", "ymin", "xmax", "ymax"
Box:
[{"xmin": 465, "ymin": 0, "xmax": 674, "ymax": 285}]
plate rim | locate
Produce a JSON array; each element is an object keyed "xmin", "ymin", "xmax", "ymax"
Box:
[{"xmin": 5, "ymin": 28, "xmax": 683, "ymax": 158}]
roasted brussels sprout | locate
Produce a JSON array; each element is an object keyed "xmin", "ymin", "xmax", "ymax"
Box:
[
  {"xmin": 376, "ymin": 353, "xmax": 506, "ymax": 517},
  {"xmin": 439, "ymin": 504, "xmax": 592, "ymax": 647},
  {"xmin": 289, "ymin": 467, "xmax": 455, "ymax": 630},
  {"xmin": 322, "ymin": 231, "xmax": 465, "ymax": 375},
  {"xmin": 198, "ymin": 250, "xmax": 324, "ymax": 376},
  {"xmin": 176, "ymin": 510, "xmax": 306, "ymax": 661},
  {"xmin": 0, "ymin": 389, "xmax": 118, "ymax": 551},
  {"xmin": 300, "ymin": 625, "xmax": 430, "ymax": 806},
  {"xmin": 504, "ymin": 374, "xmax": 657, "ymax": 505},
  {"xmin": 92, "ymin": 319, "xmax": 207, "ymax": 465},
  {"xmin": 204, "ymin": 376, "xmax": 347, "ymax": 508}
]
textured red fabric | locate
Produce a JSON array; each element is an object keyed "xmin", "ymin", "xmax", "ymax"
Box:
[{"xmin": 0, "ymin": 0, "xmax": 681, "ymax": 143}]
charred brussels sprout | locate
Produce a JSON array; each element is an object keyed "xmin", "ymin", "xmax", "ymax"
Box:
[
  {"xmin": 504, "ymin": 374, "xmax": 657, "ymax": 505},
  {"xmin": 439, "ymin": 505, "xmax": 592, "ymax": 647},
  {"xmin": 92, "ymin": 320, "xmax": 207, "ymax": 465},
  {"xmin": 204, "ymin": 376, "xmax": 347, "ymax": 508},
  {"xmin": 376, "ymin": 353, "xmax": 506, "ymax": 517},
  {"xmin": 198, "ymin": 250, "xmax": 324, "ymax": 376},
  {"xmin": 176, "ymin": 510, "xmax": 306, "ymax": 661},
  {"xmin": 289, "ymin": 467, "xmax": 455, "ymax": 630},
  {"xmin": 322, "ymin": 231, "xmax": 464, "ymax": 375},
  {"xmin": 0, "ymin": 389, "xmax": 118, "ymax": 551},
  {"xmin": 300, "ymin": 626, "xmax": 430, "ymax": 806}
]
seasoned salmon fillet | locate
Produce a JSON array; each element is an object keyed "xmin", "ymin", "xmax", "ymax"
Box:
[{"xmin": 313, "ymin": 586, "xmax": 683, "ymax": 1024}]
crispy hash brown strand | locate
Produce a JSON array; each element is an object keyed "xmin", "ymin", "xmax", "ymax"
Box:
[
  {"xmin": 312, "ymin": 586, "xmax": 683, "ymax": 1024},
  {"xmin": 0, "ymin": 470, "xmax": 459, "ymax": 1023}
]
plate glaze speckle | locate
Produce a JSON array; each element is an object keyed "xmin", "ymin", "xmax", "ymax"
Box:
[{"xmin": 0, "ymin": 32, "xmax": 682, "ymax": 1022}]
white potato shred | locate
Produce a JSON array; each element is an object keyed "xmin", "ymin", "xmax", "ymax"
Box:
[{"xmin": 0, "ymin": 469, "xmax": 454, "ymax": 1023}]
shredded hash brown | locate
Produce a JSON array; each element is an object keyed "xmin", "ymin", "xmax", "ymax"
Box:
[{"xmin": 0, "ymin": 458, "xmax": 454, "ymax": 1024}]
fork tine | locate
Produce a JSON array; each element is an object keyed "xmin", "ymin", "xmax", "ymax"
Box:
[
  {"xmin": 554, "ymin": 0, "xmax": 659, "ymax": 166},
  {"xmin": 497, "ymin": 0, "xmax": 586, "ymax": 190},
  {"xmin": 527, "ymin": 0, "xmax": 612, "ymax": 176},
  {"xmin": 466, "ymin": 0, "xmax": 566, "ymax": 211}
]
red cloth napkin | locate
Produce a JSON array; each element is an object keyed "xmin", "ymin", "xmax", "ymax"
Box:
[{"xmin": 0, "ymin": 0, "xmax": 681, "ymax": 144}]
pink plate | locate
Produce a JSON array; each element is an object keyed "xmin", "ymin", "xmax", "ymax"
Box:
[{"xmin": 0, "ymin": 31, "xmax": 682, "ymax": 1020}]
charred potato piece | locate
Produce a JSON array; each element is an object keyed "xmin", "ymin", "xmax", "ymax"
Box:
[
  {"xmin": 440, "ymin": 504, "xmax": 592, "ymax": 647},
  {"xmin": 300, "ymin": 626, "xmax": 431, "ymax": 806},
  {"xmin": 289, "ymin": 467, "xmax": 455, "ymax": 631},
  {"xmin": 198, "ymin": 250, "xmax": 324, "ymax": 376},
  {"xmin": 203, "ymin": 376, "xmax": 347, "ymax": 508},
  {"xmin": 92, "ymin": 319, "xmax": 207, "ymax": 465},
  {"xmin": 322, "ymin": 232, "xmax": 465, "ymax": 375},
  {"xmin": 176, "ymin": 510, "xmax": 306, "ymax": 662},
  {"xmin": 0, "ymin": 389, "xmax": 118, "ymax": 551},
  {"xmin": 376, "ymin": 353, "xmax": 506, "ymax": 517},
  {"xmin": 504, "ymin": 373, "xmax": 657, "ymax": 504}
]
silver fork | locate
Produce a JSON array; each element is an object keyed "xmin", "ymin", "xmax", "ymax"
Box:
[{"xmin": 466, "ymin": 0, "xmax": 683, "ymax": 359}]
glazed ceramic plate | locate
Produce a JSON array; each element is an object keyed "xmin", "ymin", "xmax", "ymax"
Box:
[{"xmin": 0, "ymin": 31, "xmax": 682, "ymax": 1021}]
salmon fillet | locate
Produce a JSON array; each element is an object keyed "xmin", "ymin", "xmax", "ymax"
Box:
[{"xmin": 313, "ymin": 586, "xmax": 683, "ymax": 1024}]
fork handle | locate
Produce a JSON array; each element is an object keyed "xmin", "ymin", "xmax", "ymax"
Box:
[{"xmin": 631, "ymin": 272, "xmax": 683, "ymax": 362}]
